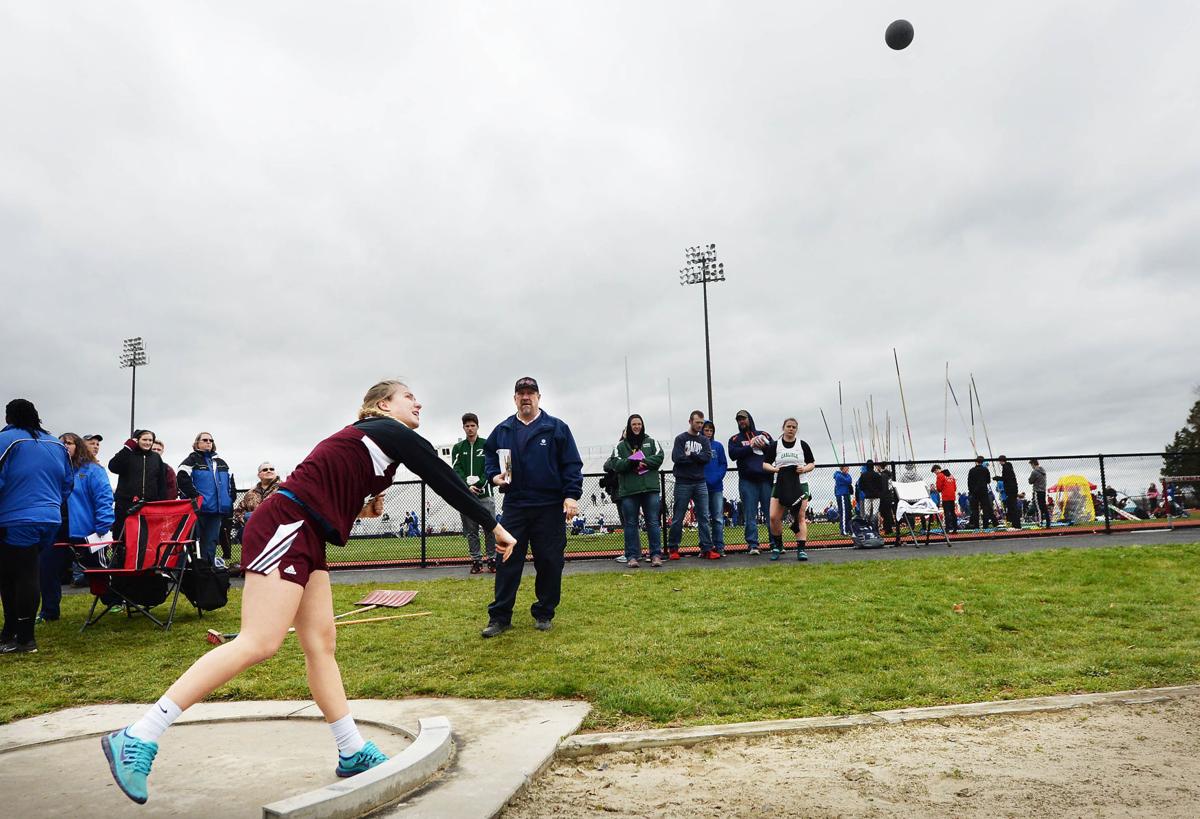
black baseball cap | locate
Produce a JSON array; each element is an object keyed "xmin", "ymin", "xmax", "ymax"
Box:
[
  {"xmin": 514, "ymin": 377, "xmax": 539, "ymax": 393},
  {"xmin": 84, "ymin": 433, "xmax": 104, "ymax": 442}
]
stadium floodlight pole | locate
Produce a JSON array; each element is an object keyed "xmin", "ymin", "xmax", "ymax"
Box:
[
  {"xmin": 680, "ymin": 243, "xmax": 725, "ymax": 422},
  {"xmin": 118, "ymin": 336, "xmax": 148, "ymax": 437}
]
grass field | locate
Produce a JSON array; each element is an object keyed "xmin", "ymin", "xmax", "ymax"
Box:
[
  {"xmin": 4, "ymin": 543, "xmax": 1197, "ymax": 730},
  {"xmin": 234, "ymin": 516, "xmax": 1196, "ymax": 565}
]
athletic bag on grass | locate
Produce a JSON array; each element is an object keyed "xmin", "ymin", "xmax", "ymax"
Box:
[
  {"xmin": 110, "ymin": 573, "xmax": 170, "ymax": 608},
  {"xmin": 180, "ymin": 557, "xmax": 231, "ymax": 612},
  {"xmin": 850, "ymin": 517, "xmax": 885, "ymax": 549}
]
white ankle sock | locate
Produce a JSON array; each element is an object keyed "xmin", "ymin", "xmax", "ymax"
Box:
[
  {"xmin": 330, "ymin": 714, "xmax": 365, "ymax": 757},
  {"xmin": 127, "ymin": 696, "xmax": 182, "ymax": 743}
]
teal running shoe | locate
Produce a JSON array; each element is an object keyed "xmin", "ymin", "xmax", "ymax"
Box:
[
  {"xmin": 769, "ymin": 548, "xmax": 782, "ymax": 561},
  {"xmin": 335, "ymin": 740, "xmax": 389, "ymax": 778},
  {"xmin": 101, "ymin": 728, "xmax": 158, "ymax": 804},
  {"xmin": 797, "ymin": 549, "xmax": 809, "ymax": 561}
]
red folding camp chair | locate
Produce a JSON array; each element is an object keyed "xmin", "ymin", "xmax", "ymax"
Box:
[{"xmin": 77, "ymin": 498, "xmax": 200, "ymax": 631}]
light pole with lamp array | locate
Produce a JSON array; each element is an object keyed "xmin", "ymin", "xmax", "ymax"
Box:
[
  {"xmin": 119, "ymin": 337, "xmax": 147, "ymax": 437},
  {"xmin": 679, "ymin": 244, "xmax": 725, "ymax": 422}
]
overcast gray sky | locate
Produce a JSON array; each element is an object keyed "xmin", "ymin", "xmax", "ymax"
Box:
[{"xmin": 2, "ymin": 1, "xmax": 1197, "ymax": 483}]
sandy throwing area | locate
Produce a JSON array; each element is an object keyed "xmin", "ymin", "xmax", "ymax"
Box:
[{"xmin": 504, "ymin": 695, "xmax": 1200, "ymax": 818}]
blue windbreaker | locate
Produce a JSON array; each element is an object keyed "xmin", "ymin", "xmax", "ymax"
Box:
[
  {"xmin": 0, "ymin": 426, "xmax": 73, "ymax": 527},
  {"xmin": 484, "ymin": 410, "xmax": 583, "ymax": 509},
  {"xmin": 67, "ymin": 461, "xmax": 116, "ymax": 538},
  {"xmin": 703, "ymin": 439, "xmax": 728, "ymax": 493},
  {"xmin": 834, "ymin": 470, "xmax": 854, "ymax": 497}
]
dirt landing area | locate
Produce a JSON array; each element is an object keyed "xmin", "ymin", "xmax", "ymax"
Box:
[{"xmin": 505, "ymin": 695, "xmax": 1200, "ymax": 818}]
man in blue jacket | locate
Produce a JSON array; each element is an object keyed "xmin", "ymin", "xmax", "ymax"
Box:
[
  {"xmin": 481, "ymin": 378, "xmax": 583, "ymax": 637},
  {"xmin": 0, "ymin": 399, "xmax": 72, "ymax": 654},
  {"xmin": 666, "ymin": 412, "xmax": 713, "ymax": 558},
  {"xmin": 177, "ymin": 432, "xmax": 235, "ymax": 566},
  {"xmin": 728, "ymin": 410, "xmax": 773, "ymax": 555}
]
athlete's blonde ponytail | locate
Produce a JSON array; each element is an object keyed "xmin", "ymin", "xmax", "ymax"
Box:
[{"xmin": 358, "ymin": 380, "xmax": 407, "ymax": 421}]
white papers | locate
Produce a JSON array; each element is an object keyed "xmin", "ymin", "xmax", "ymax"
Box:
[
  {"xmin": 497, "ymin": 449, "xmax": 512, "ymax": 483},
  {"xmin": 86, "ymin": 531, "xmax": 113, "ymax": 552}
]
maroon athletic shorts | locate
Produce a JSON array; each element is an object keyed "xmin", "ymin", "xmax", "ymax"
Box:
[{"xmin": 241, "ymin": 493, "xmax": 327, "ymax": 587}]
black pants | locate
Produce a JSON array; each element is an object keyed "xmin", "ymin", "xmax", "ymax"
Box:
[
  {"xmin": 943, "ymin": 500, "xmax": 958, "ymax": 533},
  {"xmin": 38, "ymin": 541, "xmax": 73, "ymax": 620},
  {"xmin": 0, "ymin": 543, "xmax": 41, "ymax": 643},
  {"xmin": 881, "ymin": 494, "xmax": 896, "ymax": 534},
  {"xmin": 219, "ymin": 517, "xmax": 233, "ymax": 560},
  {"xmin": 968, "ymin": 491, "xmax": 996, "ymax": 528},
  {"xmin": 1034, "ymin": 490, "xmax": 1051, "ymax": 526},
  {"xmin": 1005, "ymin": 496, "xmax": 1022, "ymax": 529},
  {"xmin": 114, "ymin": 499, "xmax": 133, "ymax": 538},
  {"xmin": 488, "ymin": 504, "xmax": 566, "ymax": 625}
]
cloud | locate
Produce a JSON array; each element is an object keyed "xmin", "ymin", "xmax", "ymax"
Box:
[{"xmin": 2, "ymin": 1, "xmax": 1197, "ymax": 484}]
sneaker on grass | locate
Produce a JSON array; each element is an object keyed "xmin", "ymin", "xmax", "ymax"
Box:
[
  {"xmin": 336, "ymin": 740, "xmax": 388, "ymax": 778},
  {"xmin": 102, "ymin": 728, "xmax": 157, "ymax": 804}
]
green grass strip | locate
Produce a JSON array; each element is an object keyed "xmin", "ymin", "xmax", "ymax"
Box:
[{"xmin": 5, "ymin": 543, "xmax": 1197, "ymax": 730}]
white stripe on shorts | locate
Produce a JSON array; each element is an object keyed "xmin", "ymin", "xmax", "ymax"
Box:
[{"xmin": 247, "ymin": 520, "xmax": 304, "ymax": 574}]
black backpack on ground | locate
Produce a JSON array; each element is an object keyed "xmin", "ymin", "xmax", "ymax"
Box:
[
  {"xmin": 180, "ymin": 557, "xmax": 231, "ymax": 612},
  {"xmin": 109, "ymin": 573, "xmax": 170, "ymax": 608},
  {"xmin": 850, "ymin": 517, "xmax": 886, "ymax": 549}
]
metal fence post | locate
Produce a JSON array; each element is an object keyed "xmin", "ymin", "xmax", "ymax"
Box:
[
  {"xmin": 420, "ymin": 480, "xmax": 427, "ymax": 566},
  {"xmin": 660, "ymin": 471, "xmax": 668, "ymax": 533},
  {"xmin": 1098, "ymin": 453, "xmax": 1111, "ymax": 534}
]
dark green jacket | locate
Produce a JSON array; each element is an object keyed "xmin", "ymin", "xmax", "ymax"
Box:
[
  {"xmin": 604, "ymin": 437, "xmax": 665, "ymax": 498},
  {"xmin": 451, "ymin": 436, "xmax": 492, "ymax": 497}
]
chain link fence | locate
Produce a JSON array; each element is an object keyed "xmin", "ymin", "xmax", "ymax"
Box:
[{"xmin": 225, "ymin": 450, "xmax": 1199, "ymax": 568}]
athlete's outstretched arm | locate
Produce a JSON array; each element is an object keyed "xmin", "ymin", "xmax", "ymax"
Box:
[{"xmin": 357, "ymin": 418, "xmax": 496, "ymax": 530}]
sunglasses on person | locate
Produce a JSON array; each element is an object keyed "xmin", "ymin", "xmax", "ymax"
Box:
[
  {"xmin": 199, "ymin": 438, "xmax": 214, "ymax": 443},
  {"xmin": 260, "ymin": 467, "xmax": 275, "ymax": 472}
]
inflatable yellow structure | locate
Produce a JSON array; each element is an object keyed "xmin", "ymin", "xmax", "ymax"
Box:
[{"xmin": 1050, "ymin": 475, "xmax": 1096, "ymax": 523}]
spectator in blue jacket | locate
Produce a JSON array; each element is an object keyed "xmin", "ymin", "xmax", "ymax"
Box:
[
  {"xmin": 728, "ymin": 410, "xmax": 774, "ymax": 555},
  {"xmin": 0, "ymin": 399, "xmax": 72, "ymax": 654},
  {"xmin": 39, "ymin": 433, "xmax": 115, "ymax": 619},
  {"xmin": 701, "ymin": 420, "xmax": 728, "ymax": 556},
  {"xmin": 481, "ymin": 377, "xmax": 583, "ymax": 637},
  {"xmin": 833, "ymin": 465, "xmax": 854, "ymax": 535},
  {"xmin": 177, "ymin": 432, "xmax": 235, "ymax": 566}
]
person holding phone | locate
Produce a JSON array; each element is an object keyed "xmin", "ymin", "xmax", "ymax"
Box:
[
  {"xmin": 452, "ymin": 413, "xmax": 497, "ymax": 574},
  {"xmin": 107, "ymin": 429, "xmax": 166, "ymax": 537}
]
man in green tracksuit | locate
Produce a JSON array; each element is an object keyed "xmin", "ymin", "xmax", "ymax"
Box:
[{"xmin": 451, "ymin": 413, "xmax": 496, "ymax": 574}]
